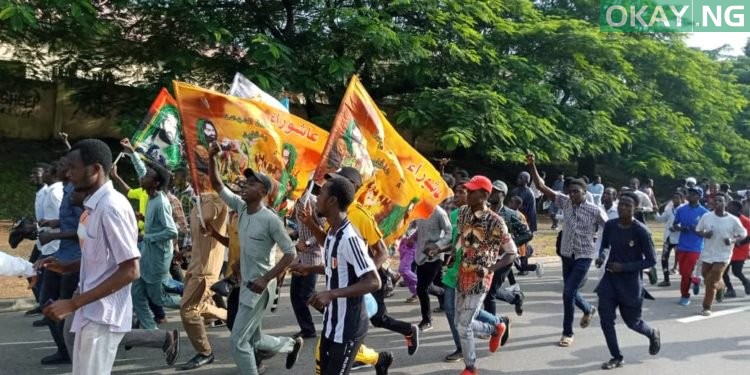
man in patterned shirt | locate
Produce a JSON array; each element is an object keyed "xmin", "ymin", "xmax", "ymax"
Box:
[
  {"xmin": 453, "ymin": 175, "xmax": 516, "ymax": 375},
  {"xmin": 527, "ymin": 153, "xmax": 608, "ymax": 348}
]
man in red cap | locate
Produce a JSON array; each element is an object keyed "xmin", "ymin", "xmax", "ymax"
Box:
[{"xmin": 452, "ymin": 175, "xmax": 516, "ymax": 375}]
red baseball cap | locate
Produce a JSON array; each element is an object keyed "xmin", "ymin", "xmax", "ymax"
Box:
[{"xmin": 464, "ymin": 175, "xmax": 492, "ymax": 193}]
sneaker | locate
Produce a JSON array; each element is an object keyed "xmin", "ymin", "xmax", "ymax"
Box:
[
  {"xmin": 375, "ymin": 351, "xmax": 393, "ymax": 375},
  {"xmin": 418, "ymin": 321, "xmax": 433, "ymax": 332},
  {"xmin": 500, "ymin": 316, "xmax": 511, "ymax": 347},
  {"xmin": 580, "ymin": 307, "xmax": 596, "ymax": 329},
  {"xmin": 444, "ymin": 350, "xmax": 463, "ymax": 362},
  {"xmin": 514, "ymin": 292, "xmax": 524, "ymax": 316},
  {"xmin": 692, "ymin": 277, "xmax": 701, "ymax": 296},
  {"xmin": 701, "ymin": 309, "xmax": 712, "ymax": 316},
  {"xmin": 489, "ymin": 321, "xmax": 506, "ymax": 352},
  {"xmin": 725, "ymin": 289, "xmax": 737, "ymax": 298},
  {"xmin": 657, "ymin": 280, "xmax": 671, "ymax": 287},
  {"xmin": 648, "ymin": 328, "xmax": 661, "ymax": 355},
  {"xmin": 40, "ymin": 351, "xmax": 71, "ymax": 365},
  {"xmin": 405, "ymin": 295, "xmax": 419, "ymax": 304},
  {"xmin": 285, "ymin": 337, "xmax": 303, "ymax": 369},
  {"xmin": 350, "ymin": 362, "xmax": 372, "ymax": 371},
  {"xmin": 678, "ymin": 297, "xmax": 690, "ymax": 306},
  {"xmin": 406, "ymin": 324, "xmax": 419, "ymax": 355},
  {"xmin": 460, "ymin": 367, "xmax": 478, "ymax": 375},
  {"xmin": 535, "ymin": 263, "xmax": 544, "ymax": 278},
  {"xmin": 716, "ymin": 288, "xmax": 725, "ymax": 303},
  {"xmin": 517, "ymin": 271, "xmax": 529, "ymax": 276},
  {"xmin": 648, "ymin": 267, "xmax": 658, "ymax": 285},
  {"xmin": 601, "ymin": 358, "xmax": 624, "ymax": 370},
  {"xmin": 670, "ymin": 268, "xmax": 678, "ymax": 275}
]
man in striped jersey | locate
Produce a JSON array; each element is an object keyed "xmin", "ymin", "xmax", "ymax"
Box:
[{"xmin": 292, "ymin": 176, "xmax": 381, "ymax": 375}]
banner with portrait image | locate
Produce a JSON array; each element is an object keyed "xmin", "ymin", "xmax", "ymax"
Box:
[
  {"xmin": 130, "ymin": 88, "xmax": 184, "ymax": 170},
  {"xmin": 174, "ymin": 81, "xmax": 328, "ymax": 215},
  {"xmin": 314, "ymin": 76, "xmax": 453, "ymax": 244}
]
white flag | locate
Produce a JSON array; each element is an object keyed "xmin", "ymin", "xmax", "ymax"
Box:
[{"xmin": 228, "ymin": 73, "xmax": 289, "ymax": 113}]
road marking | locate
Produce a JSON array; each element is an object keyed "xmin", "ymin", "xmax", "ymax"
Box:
[
  {"xmin": 677, "ymin": 304, "xmax": 750, "ymax": 323},
  {"xmin": 0, "ymin": 340, "xmax": 53, "ymax": 346}
]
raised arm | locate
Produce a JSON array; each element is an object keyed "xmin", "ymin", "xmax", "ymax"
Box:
[
  {"xmin": 526, "ymin": 153, "xmax": 557, "ymax": 200},
  {"xmin": 121, "ymin": 139, "xmax": 147, "ymax": 179},
  {"xmin": 207, "ymin": 142, "xmax": 225, "ymax": 192},
  {"xmin": 110, "ymin": 164, "xmax": 132, "ymax": 194}
]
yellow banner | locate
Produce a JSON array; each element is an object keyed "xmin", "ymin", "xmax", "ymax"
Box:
[
  {"xmin": 315, "ymin": 76, "xmax": 453, "ymax": 243},
  {"xmin": 174, "ymin": 81, "xmax": 328, "ymax": 215}
]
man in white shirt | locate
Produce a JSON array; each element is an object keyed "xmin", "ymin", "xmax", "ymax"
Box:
[
  {"xmin": 695, "ymin": 193, "xmax": 747, "ymax": 316},
  {"xmin": 42, "ymin": 139, "xmax": 141, "ymax": 374},
  {"xmin": 655, "ymin": 191, "xmax": 685, "ymax": 286},
  {"xmin": 588, "ymin": 175, "xmax": 605, "ymax": 206}
]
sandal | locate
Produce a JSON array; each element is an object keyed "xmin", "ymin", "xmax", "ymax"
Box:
[
  {"xmin": 580, "ymin": 307, "xmax": 597, "ymax": 328},
  {"xmin": 558, "ymin": 335, "xmax": 574, "ymax": 347}
]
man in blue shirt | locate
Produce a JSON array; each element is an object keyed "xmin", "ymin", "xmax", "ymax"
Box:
[
  {"xmin": 595, "ymin": 191, "xmax": 660, "ymax": 370},
  {"xmin": 36, "ymin": 157, "xmax": 84, "ymax": 365},
  {"xmin": 672, "ymin": 187, "xmax": 709, "ymax": 306}
]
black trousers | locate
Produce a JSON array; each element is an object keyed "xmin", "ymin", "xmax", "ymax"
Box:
[
  {"xmin": 227, "ymin": 286, "xmax": 239, "ymax": 331},
  {"xmin": 370, "ymin": 268, "xmax": 412, "ymax": 336},
  {"xmin": 28, "ymin": 245, "xmax": 42, "ymax": 302},
  {"xmin": 41, "ymin": 271, "xmax": 79, "ymax": 354},
  {"xmin": 723, "ymin": 260, "xmax": 749, "ymax": 291},
  {"xmin": 416, "ymin": 260, "xmax": 444, "ymax": 324},
  {"xmin": 484, "ymin": 264, "xmax": 519, "ymax": 315},
  {"xmin": 316, "ymin": 335, "xmax": 364, "ymax": 375},
  {"xmin": 291, "ymin": 273, "xmax": 318, "ymax": 335}
]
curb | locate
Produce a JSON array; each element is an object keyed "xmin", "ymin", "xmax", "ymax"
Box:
[{"xmin": 0, "ymin": 298, "xmax": 36, "ymax": 314}]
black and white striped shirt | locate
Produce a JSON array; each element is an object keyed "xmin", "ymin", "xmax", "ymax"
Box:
[
  {"xmin": 555, "ymin": 193, "xmax": 608, "ymax": 259},
  {"xmin": 322, "ymin": 219, "xmax": 377, "ymax": 343}
]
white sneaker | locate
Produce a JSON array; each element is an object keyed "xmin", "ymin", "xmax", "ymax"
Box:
[{"xmin": 535, "ymin": 263, "xmax": 544, "ymax": 278}]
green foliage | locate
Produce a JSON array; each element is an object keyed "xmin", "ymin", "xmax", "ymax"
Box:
[{"xmin": 1, "ymin": 0, "xmax": 750, "ymax": 183}]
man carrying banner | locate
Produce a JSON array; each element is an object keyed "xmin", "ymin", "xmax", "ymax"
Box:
[{"xmin": 207, "ymin": 142, "xmax": 304, "ymax": 374}]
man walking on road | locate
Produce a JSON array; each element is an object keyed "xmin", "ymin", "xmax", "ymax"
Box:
[
  {"xmin": 527, "ymin": 153, "xmax": 607, "ymax": 347},
  {"xmin": 595, "ymin": 191, "xmax": 661, "ymax": 370},
  {"xmin": 672, "ymin": 187, "xmax": 709, "ymax": 306}
]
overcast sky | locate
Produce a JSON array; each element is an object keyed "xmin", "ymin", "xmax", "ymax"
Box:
[{"xmin": 687, "ymin": 32, "xmax": 750, "ymax": 55}]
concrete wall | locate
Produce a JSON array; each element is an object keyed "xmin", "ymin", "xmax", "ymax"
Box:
[{"xmin": 0, "ymin": 78, "xmax": 127, "ymax": 140}]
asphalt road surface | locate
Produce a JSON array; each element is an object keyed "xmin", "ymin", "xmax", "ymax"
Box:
[{"xmin": 2, "ymin": 260, "xmax": 749, "ymax": 374}]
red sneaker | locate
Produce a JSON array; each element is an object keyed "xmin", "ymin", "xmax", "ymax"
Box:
[
  {"xmin": 489, "ymin": 322, "xmax": 506, "ymax": 353},
  {"xmin": 460, "ymin": 367, "xmax": 478, "ymax": 375}
]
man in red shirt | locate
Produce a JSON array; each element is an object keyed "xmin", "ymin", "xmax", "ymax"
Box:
[{"xmin": 723, "ymin": 201, "xmax": 750, "ymax": 297}]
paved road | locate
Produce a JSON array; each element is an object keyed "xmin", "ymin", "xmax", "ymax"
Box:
[{"xmin": 2, "ymin": 260, "xmax": 750, "ymax": 374}]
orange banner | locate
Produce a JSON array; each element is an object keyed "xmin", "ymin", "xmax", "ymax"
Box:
[
  {"xmin": 174, "ymin": 81, "xmax": 328, "ymax": 215},
  {"xmin": 315, "ymin": 76, "xmax": 453, "ymax": 243}
]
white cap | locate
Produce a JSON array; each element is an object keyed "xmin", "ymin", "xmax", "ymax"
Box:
[{"xmin": 686, "ymin": 177, "xmax": 697, "ymax": 185}]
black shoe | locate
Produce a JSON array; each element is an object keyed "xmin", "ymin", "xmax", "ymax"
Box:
[
  {"xmin": 444, "ymin": 350, "xmax": 463, "ymax": 362},
  {"xmin": 418, "ymin": 321, "xmax": 433, "ymax": 332},
  {"xmin": 286, "ymin": 337, "xmax": 303, "ymax": 369},
  {"xmin": 648, "ymin": 267, "xmax": 658, "ymax": 285},
  {"xmin": 32, "ymin": 318, "xmax": 48, "ymax": 327},
  {"xmin": 725, "ymin": 289, "xmax": 737, "ymax": 298},
  {"xmin": 517, "ymin": 271, "xmax": 529, "ymax": 276},
  {"xmin": 657, "ymin": 280, "xmax": 671, "ymax": 287},
  {"xmin": 163, "ymin": 329, "xmax": 180, "ymax": 366},
  {"xmin": 25, "ymin": 306, "xmax": 42, "ymax": 316},
  {"xmin": 744, "ymin": 281, "xmax": 750, "ymax": 295},
  {"xmin": 649, "ymin": 329, "xmax": 661, "ymax": 355},
  {"xmin": 351, "ymin": 361, "xmax": 372, "ymax": 370},
  {"xmin": 179, "ymin": 353, "xmax": 214, "ymax": 370},
  {"xmin": 375, "ymin": 351, "xmax": 393, "ymax": 375},
  {"xmin": 500, "ymin": 316, "xmax": 511, "ymax": 347},
  {"xmin": 292, "ymin": 331, "xmax": 317, "ymax": 339},
  {"xmin": 406, "ymin": 324, "xmax": 419, "ymax": 355},
  {"xmin": 601, "ymin": 358, "xmax": 624, "ymax": 370},
  {"xmin": 41, "ymin": 351, "xmax": 71, "ymax": 365},
  {"xmin": 514, "ymin": 292, "xmax": 524, "ymax": 316}
]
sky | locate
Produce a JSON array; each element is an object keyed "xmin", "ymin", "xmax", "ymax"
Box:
[{"xmin": 687, "ymin": 32, "xmax": 750, "ymax": 55}]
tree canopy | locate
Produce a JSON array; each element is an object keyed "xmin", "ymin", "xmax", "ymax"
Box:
[{"xmin": 2, "ymin": 0, "xmax": 750, "ymax": 181}]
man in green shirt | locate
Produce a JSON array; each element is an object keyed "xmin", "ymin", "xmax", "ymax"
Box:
[{"xmin": 207, "ymin": 142, "xmax": 303, "ymax": 375}]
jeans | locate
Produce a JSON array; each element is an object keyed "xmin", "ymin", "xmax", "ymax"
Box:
[
  {"xmin": 416, "ymin": 260, "xmax": 444, "ymax": 324},
  {"xmin": 455, "ymin": 292, "xmax": 496, "ymax": 369},
  {"xmin": 444, "ymin": 287, "xmax": 499, "ymax": 353},
  {"xmin": 561, "ymin": 255, "xmax": 593, "ymax": 337},
  {"xmin": 290, "ymin": 273, "xmax": 318, "ymax": 336},
  {"xmin": 484, "ymin": 264, "xmax": 519, "ymax": 315}
]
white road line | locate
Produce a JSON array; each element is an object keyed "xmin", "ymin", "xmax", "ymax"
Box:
[
  {"xmin": 0, "ymin": 340, "xmax": 52, "ymax": 346},
  {"xmin": 677, "ymin": 304, "xmax": 750, "ymax": 323}
]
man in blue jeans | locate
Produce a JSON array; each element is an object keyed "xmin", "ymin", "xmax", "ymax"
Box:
[{"xmin": 527, "ymin": 153, "xmax": 607, "ymax": 347}]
